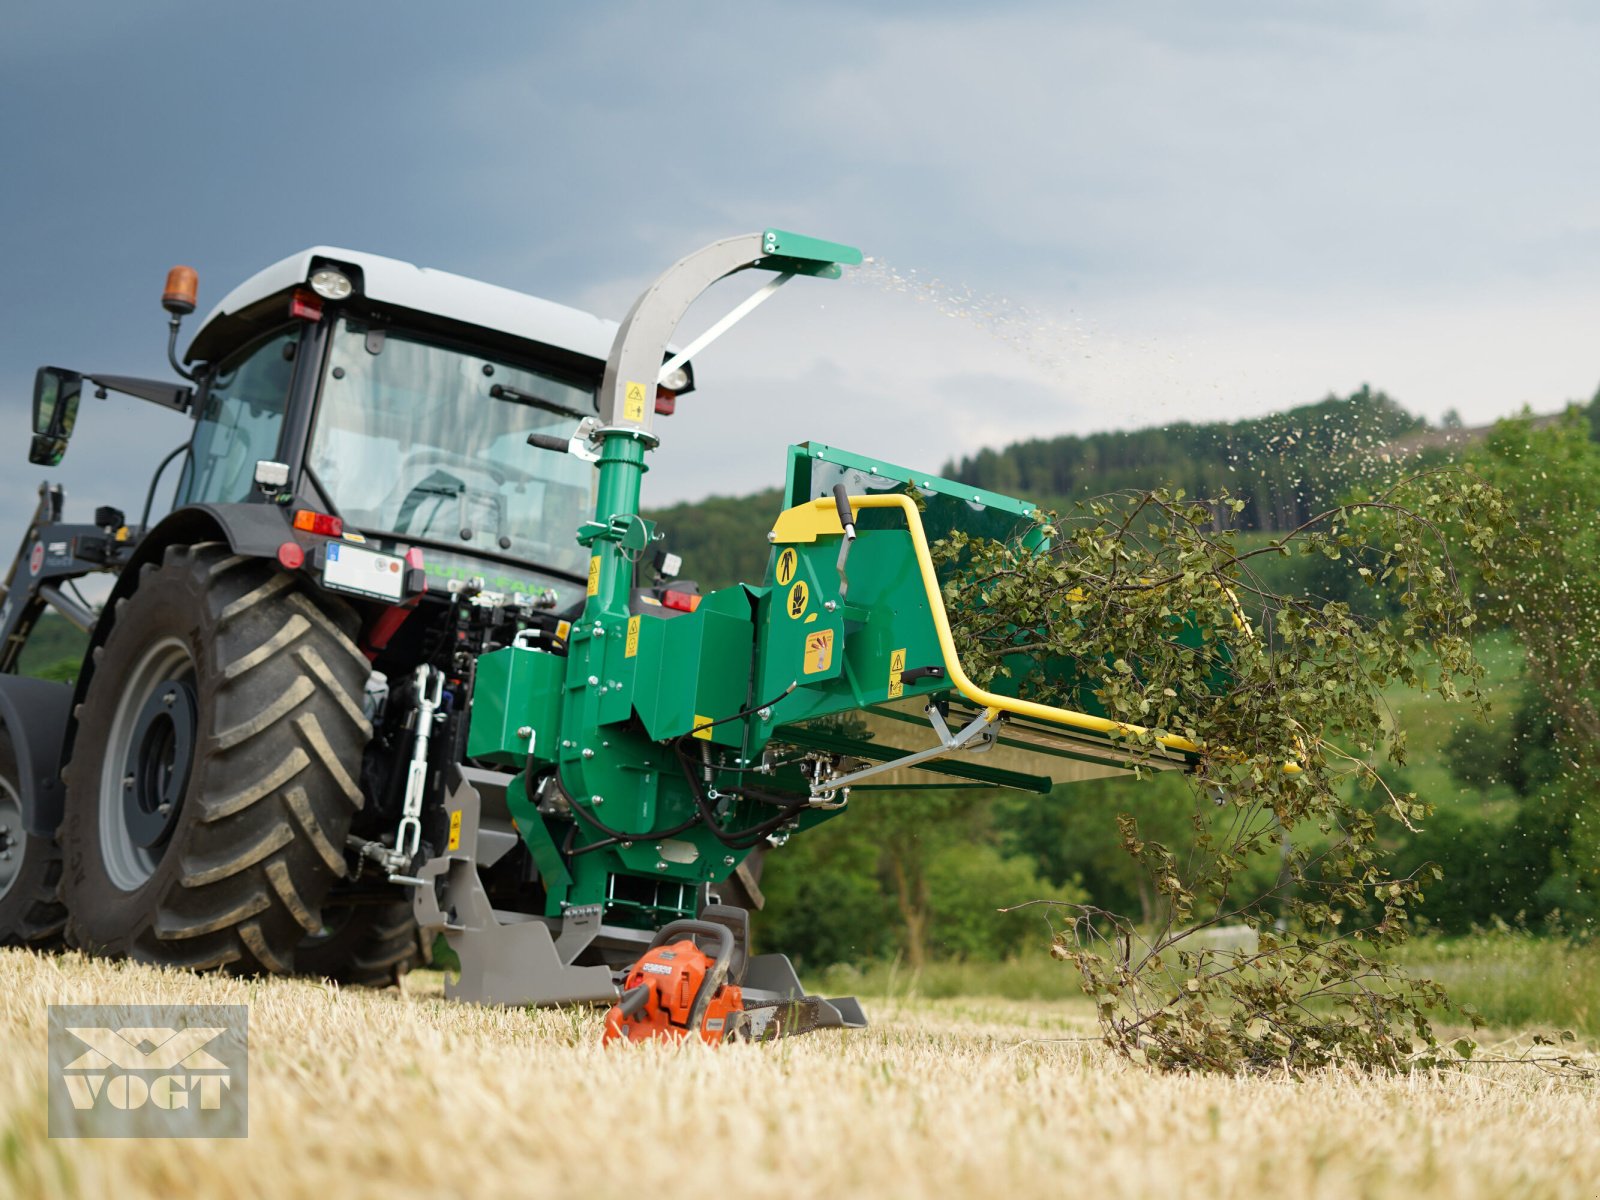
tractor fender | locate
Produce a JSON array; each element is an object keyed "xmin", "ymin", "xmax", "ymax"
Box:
[
  {"xmin": 0, "ymin": 674, "xmax": 74, "ymax": 838},
  {"xmin": 61, "ymin": 502, "xmax": 294, "ymax": 766}
]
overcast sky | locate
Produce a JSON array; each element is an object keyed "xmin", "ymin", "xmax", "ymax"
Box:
[{"xmin": 2, "ymin": 1, "xmax": 1597, "ymax": 526}]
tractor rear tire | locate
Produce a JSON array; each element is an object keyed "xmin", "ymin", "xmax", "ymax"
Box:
[
  {"xmin": 0, "ymin": 728, "xmax": 68, "ymax": 947},
  {"xmin": 59, "ymin": 543, "xmax": 372, "ymax": 973},
  {"xmin": 296, "ymin": 899, "xmax": 421, "ymax": 987}
]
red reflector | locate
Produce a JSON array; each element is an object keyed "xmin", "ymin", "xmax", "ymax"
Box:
[
  {"xmin": 292, "ymin": 509, "xmax": 343, "ymax": 537},
  {"xmin": 277, "ymin": 541, "xmax": 305, "ymax": 570},
  {"xmin": 655, "ymin": 387, "xmax": 677, "ymax": 416},
  {"xmin": 289, "ymin": 287, "xmax": 323, "ymax": 321},
  {"xmin": 662, "ymin": 589, "xmax": 700, "ymax": 612}
]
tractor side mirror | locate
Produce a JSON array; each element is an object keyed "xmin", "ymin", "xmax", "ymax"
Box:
[{"xmin": 30, "ymin": 366, "xmax": 82, "ymax": 466}]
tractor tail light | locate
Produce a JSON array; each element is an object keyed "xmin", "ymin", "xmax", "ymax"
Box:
[
  {"xmin": 662, "ymin": 589, "xmax": 700, "ymax": 612},
  {"xmin": 655, "ymin": 386, "xmax": 677, "ymax": 416},
  {"xmin": 289, "ymin": 287, "xmax": 324, "ymax": 322},
  {"xmin": 277, "ymin": 541, "xmax": 305, "ymax": 570},
  {"xmin": 292, "ymin": 509, "xmax": 343, "ymax": 537}
]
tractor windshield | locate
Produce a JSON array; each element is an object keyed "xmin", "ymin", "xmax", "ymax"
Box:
[{"xmin": 308, "ymin": 319, "xmax": 596, "ymax": 582}]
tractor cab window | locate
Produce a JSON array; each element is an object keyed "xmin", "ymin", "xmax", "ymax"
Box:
[
  {"xmin": 177, "ymin": 328, "xmax": 299, "ymax": 506},
  {"xmin": 308, "ymin": 320, "xmax": 597, "ymax": 580}
]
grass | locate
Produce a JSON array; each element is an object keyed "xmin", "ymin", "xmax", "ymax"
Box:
[
  {"xmin": 3, "ymin": 949, "xmax": 1596, "ymax": 1200},
  {"xmin": 816, "ymin": 929, "xmax": 1600, "ymax": 1035},
  {"xmin": 1377, "ymin": 628, "xmax": 1525, "ymax": 815},
  {"xmin": 1395, "ymin": 928, "xmax": 1600, "ymax": 1036}
]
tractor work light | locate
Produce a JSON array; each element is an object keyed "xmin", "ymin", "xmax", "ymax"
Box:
[
  {"xmin": 659, "ymin": 366, "xmax": 691, "ymax": 392},
  {"xmin": 309, "ymin": 267, "xmax": 354, "ymax": 300}
]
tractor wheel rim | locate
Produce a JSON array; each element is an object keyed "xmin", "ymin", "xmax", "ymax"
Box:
[
  {"xmin": 0, "ymin": 773, "xmax": 23, "ymax": 899},
  {"xmin": 99, "ymin": 636, "xmax": 198, "ymax": 891}
]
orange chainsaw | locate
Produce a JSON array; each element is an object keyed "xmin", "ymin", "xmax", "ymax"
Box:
[
  {"xmin": 602, "ymin": 917, "xmax": 868, "ymax": 1045},
  {"xmin": 602, "ymin": 920, "xmax": 748, "ymax": 1045}
]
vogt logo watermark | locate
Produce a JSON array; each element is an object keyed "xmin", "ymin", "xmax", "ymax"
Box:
[{"xmin": 47, "ymin": 1004, "xmax": 248, "ymax": 1138}]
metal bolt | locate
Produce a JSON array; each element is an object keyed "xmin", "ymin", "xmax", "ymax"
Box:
[
  {"xmin": 591, "ymin": 795, "xmax": 604, "ymax": 806},
  {"xmin": 122, "ymin": 774, "xmax": 135, "ymax": 790},
  {"xmin": 655, "ymin": 860, "xmax": 668, "ymax": 871},
  {"xmin": 621, "ymin": 840, "xmax": 632, "ymax": 848},
  {"xmin": 593, "ymin": 624, "xmax": 606, "ymax": 637},
  {"xmin": 723, "ymin": 855, "xmax": 736, "ymax": 867},
  {"xmin": 766, "ymin": 532, "xmax": 776, "ymax": 543},
  {"xmin": 587, "ymin": 675, "xmax": 600, "ymax": 686},
  {"xmin": 581, "ymin": 748, "xmax": 594, "ymax": 759},
  {"xmin": 162, "ymin": 691, "xmax": 175, "ymax": 706},
  {"xmin": 824, "ymin": 600, "xmax": 837, "ymax": 612},
  {"xmin": 758, "ymin": 707, "xmax": 772, "ymax": 721},
  {"xmin": 157, "ymin": 803, "xmax": 171, "ymax": 815},
  {"xmin": 516, "ymin": 726, "xmax": 533, "ymax": 739}
]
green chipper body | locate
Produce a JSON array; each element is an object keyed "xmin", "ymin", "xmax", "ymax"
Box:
[{"xmin": 415, "ymin": 231, "xmax": 1206, "ymax": 1019}]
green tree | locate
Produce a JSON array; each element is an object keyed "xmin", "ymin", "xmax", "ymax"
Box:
[
  {"xmin": 938, "ymin": 467, "xmax": 1504, "ymax": 1072},
  {"xmin": 1465, "ymin": 408, "xmax": 1600, "ymax": 921}
]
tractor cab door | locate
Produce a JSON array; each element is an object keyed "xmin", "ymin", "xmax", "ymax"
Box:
[{"xmin": 175, "ymin": 327, "xmax": 302, "ymax": 506}]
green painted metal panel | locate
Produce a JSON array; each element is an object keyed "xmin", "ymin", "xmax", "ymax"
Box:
[
  {"xmin": 504, "ymin": 772, "xmax": 572, "ymax": 892},
  {"xmin": 760, "ymin": 229, "xmax": 863, "ymax": 266},
  {"xmin": 466, "ymin": 646, "xmax": 565, "ymax": 766},
  {"xmin": 630, "ymin": 587, "xmax": 754, "ymax": 745}
]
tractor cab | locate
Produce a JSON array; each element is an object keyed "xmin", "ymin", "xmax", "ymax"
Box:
[{"xmin": 170, "ymin": 247, "xmax": 691, "ymax": 603}]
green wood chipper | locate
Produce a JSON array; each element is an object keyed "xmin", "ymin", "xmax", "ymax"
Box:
[{"xmin": 0, "ymin": 230, "xmax": 1209, "ymax": 1041}]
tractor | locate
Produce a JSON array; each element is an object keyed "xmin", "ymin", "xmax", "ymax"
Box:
[{"xmin": 0, "ymin": 231, "xmax": 1209, "ymax": 1039}]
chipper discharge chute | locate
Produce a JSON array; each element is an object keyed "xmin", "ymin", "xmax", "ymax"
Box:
[{"xmin": 420, "ymin": 231, "xmax": 1210, "ymax": 1043}]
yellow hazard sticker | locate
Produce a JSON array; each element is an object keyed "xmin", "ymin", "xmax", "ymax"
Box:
[
  {"xmin": 804, "ymin": 628, "xmax": 834, "ymax": 674},
  {"xmin": 447, "ymin": 809, "xmax": 463, "ymax": 851},
  {"xmin": 888, "ymin": 647, "xmax": 907, "ymax": 699},
  {"xmin": 625, "ymin": 614, "xmax": 640, "ymax": 658},
  {"xmin": 623, "ymin": 380, "xmax": 648, "ymax": 422},
  {"xmin": 775, "ymin": 547, "xmax": 798, "ymax": 586},
  {"xmin": 586, "ymin": 555, "xmax": 601, "ymax": 596},
  {"xmin": 556, "ymin": 619, "xmax": 572, "ymax": 642},
  {"xmin": 692, "ymin": 714, "xmax": 713, "ymax": 741},
  {"xmin": 785, "ymin": 580, "xmax": 809, "ymax": 619}
]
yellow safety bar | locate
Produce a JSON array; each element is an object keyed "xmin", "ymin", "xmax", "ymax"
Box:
[{"xmin": 770, "ymin": 494, "xmax": 1204, "ymax": 757}]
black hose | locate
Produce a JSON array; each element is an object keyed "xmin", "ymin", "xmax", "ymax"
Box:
[
  {"xmin": 138, "ymin": 442, "xmax": 190, "ymax": 532},
  {"xmin": 565, "ymin": 782, "xmax": 704, "ymax": 845},
  {"xmin": 672, "ymin": 742, "xmax": 810, "ymax": 850}
]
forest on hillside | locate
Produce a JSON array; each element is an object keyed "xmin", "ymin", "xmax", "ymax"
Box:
[{"xmin": 650, "ymin": 386, "xmax": 1465, "ymax": 591}]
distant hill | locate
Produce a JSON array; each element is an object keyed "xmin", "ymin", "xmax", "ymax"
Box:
[
  {"xmin": 647, "ymin": 385, "xmax": 1591, "ymax": 592},
  {"xmin": 942, "ymin": 384, "xmax": 1421, "ymax": 533}
]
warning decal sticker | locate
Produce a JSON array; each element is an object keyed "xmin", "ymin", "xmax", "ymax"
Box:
[
  {"xmin": 775, "ymin": 547, "xmax": 797, "ymax": 586},
  {"xmin": 447, "ymin": 809, "xmax": 463, "ymax": 851},
  {"xmin": 625, "ymin": 614, "xmax": 641, "ymax": 658},
  {"xmin": 804, "ymin": 629, "xmax": 834, "ymax": 674},
  {"xmin": 586, "ymin": 555, "xmax": 601, "ymax": 596},
  {"xmin": 623, "ymin": 381, "xmax": 648, "ymax": 422},
  {"xmin": 785, "ymin": 580, "xmax": 809, "ymax": 619},
  {"xmin": 888, "ymin": 647, "xmax": 907, "ymax": 699}
]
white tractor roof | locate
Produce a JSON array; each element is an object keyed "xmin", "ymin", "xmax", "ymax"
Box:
[{"xmin": 189, "ymin": 245, "xmax": 620, "ymax": 364}]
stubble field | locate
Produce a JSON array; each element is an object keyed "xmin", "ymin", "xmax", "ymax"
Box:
[{"xmin": 0, "ymin": 948, "xmax": 1596, "ymax": 1200}]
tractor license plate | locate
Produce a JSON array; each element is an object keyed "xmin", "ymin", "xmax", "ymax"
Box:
[{"xmin": 322, "ymin": 541, "xmax": 405, "ymax": 601}]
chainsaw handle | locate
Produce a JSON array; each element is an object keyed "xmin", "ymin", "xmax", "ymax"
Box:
[
  {"xmin": 647, "ymin": 918, "xmax": 734, "ymax": 963},
  {"xmin": 617, "ymin": 984, "xmax": 650, "ymax": 1018}
]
